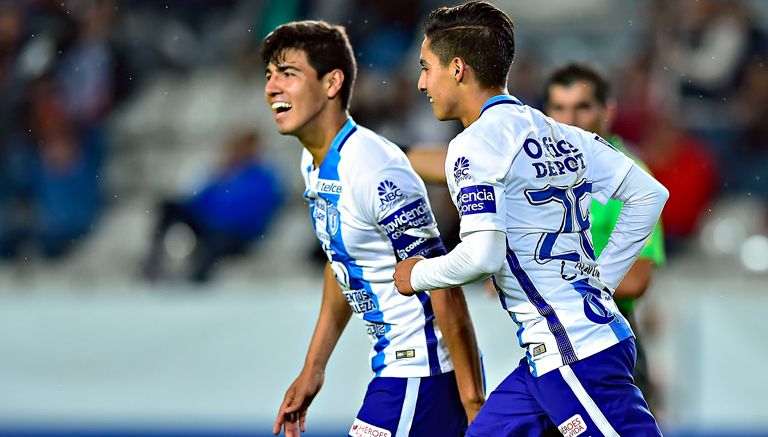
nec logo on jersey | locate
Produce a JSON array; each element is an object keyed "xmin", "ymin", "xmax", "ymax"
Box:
[
  {"xmin": 377, "ymin": 180, "xmax": 403, "ymax": 209},
  {"xmin": 453, "ymin": 156, "xmax": 471, "ymax": 184},
  {"xmin": 458, "ymin": 185, "xmax": 496, "ymax": 216}
]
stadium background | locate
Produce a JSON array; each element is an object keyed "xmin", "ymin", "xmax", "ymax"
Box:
[{"xmin": 1, "ymin": 0, "xmax": 767, "ymax": 436}]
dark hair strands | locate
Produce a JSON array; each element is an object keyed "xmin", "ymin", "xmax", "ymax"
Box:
[{"xmin": 261, "ymin": 20, "xmax": 357, "ymax": 109}]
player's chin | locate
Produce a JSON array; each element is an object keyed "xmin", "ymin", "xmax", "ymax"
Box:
[
  {"xmin": 432, "ymin": 110, "xmax": 451, "ymax": 121},
  {"xmin": 274, "ymin": 120, "xmax": 296, "ymax": 135}
]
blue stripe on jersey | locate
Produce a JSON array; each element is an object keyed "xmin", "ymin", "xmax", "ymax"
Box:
[
  {"xmin": 318, "ymin": 118, "xmax": 393, "ymax": 375},
  {"xmin": 416, "ymin": 293, "xmax": 441, "ymax": 376},
  {"xmin": 504, "ymin": 244, "xmax": 579, "ymax": 369},
  {"xmin": 491, "ymin": 275, "xmax": 530, "ymax": 371},
  {"xmin": 480, "ymin": 95, "xmax": 522, "ymax": 116},
  {"xmin": 570, "ymin": 279, "xmax": 633, "ymax": 342},
  {"xmin": 333, "ymin": 118, "xmax": 358, "ymax": 152}
]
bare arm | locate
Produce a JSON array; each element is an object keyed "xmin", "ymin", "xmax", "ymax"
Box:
[
  {"xmin": 430, "ymin": 287, "xmax": 485, "ymax": 423},
  {"xmin": 273, "ymin": 262, "xmax": 353, "ymax": 436},
  {"xmin": 612, "ymin": 259, "xmax": 653, "ymax": 299},
  {"xmin": 405, "ymin": 146, "xmax": 448, "ymax": 184}
]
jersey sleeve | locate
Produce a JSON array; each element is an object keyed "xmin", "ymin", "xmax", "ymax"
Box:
[
  {"xmin": 359, "ymin": 160, "xmax": 447, "ymax": 261},
  {"xmin": 583, "ymin": 134, "xmax": 635, "ymax": 205},
  {"xmin": 640, "ymin": 219, "xmax": 666, "ymax": 266},
  {"xmin": 445, "ymin": 134, "xmax": 510, "ymax": 237}
]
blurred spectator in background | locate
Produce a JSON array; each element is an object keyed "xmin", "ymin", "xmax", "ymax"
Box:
[
  {"xmin": 543, "ymin": 62, "xmax": 667, "ymax": 413},
  {"xmin": 29, "ymin": 74, "xmax": 103, "ymax": 258},
  {"xmin": 646, "ymin": 0, "xmax": 766, "ymax": 200},
  {"xmin": 142, "ymin": 131, "xmax": 283, "ymax": 283},
  {"xmin": 639, "ymin": 112, "xmax": 718, "ymax": 253}
]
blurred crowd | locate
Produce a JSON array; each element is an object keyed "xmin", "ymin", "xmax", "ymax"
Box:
[{"xmin": 0, "ymin": 0, "xmax": 767, "ymax": 283}]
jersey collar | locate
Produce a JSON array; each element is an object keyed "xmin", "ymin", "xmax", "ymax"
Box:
[
  {"xmin": 480, "ymin": 95, "xmax": 522, "ymax": 116},
  {"xmin": 331, "ymin": 117, "xmax": 358, "ymax": 152}
]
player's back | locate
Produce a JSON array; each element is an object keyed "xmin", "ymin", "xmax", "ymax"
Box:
[{"xmin": 446, "ymin": 95, "xmax": 636, "ymax": 376}]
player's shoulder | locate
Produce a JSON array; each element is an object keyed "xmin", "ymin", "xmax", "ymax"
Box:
[{"xmin": 339, "ymin": 124, "xmax": 412, "ymax": 182}]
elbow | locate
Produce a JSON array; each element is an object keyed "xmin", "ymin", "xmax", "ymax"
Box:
[
  {"xmin": 657, "ymin": 182, "xmax": 670, "ymax": 204},
  {"xmin": 474, "ymin": 254, "xmax": 505, "ymax": 277},
  {"xmin": 461, "ymin": 393, "xmax": 486, "ymax": 412}
]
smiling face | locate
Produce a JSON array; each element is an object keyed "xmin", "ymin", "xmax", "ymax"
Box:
[
  {"xmin": 417, "ymin": 37, "xmax": 461, "ymax": 122},
  {"xmin": 546, "ymin": 81, "xmax": 610, "ymax": 135},
  {"xmin": 264, "ymin": 48, "xmax": 331, "ymax": 138}
]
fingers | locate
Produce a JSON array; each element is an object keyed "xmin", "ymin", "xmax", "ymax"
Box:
[
  {"xmin": 274, "ymin": 386, "xmax": 296, "ymax": 435},
  {"xmin": 285, "ymin": 417, "xmax": 300, "ymax": 437},
  {"xmin": 272, "ymin": 413, "xmax": 284, "ymax": 435},
  {"xmin": 300, "ymin": 410, "xmax": 308, "ymax": 433}
]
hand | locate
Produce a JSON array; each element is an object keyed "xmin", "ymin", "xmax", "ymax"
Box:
[
  {"xmin": 394, "ymin": 256, "xmax": 424, "ymax": 296},
  {"xmin": 272, "ymin": 369, "xmax": 325, "ymax": 436}
]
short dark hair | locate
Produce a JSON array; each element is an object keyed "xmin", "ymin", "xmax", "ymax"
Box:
[
  {"xmin": 261, "ymin": 20, "xmax": 357, "ymax": 110},
  {"xmin": 545, "ymin": 63, "xmax": 611, "ymax": 106},
  {"xmin": 424, "ymin": 1, "xmax": 515, "ymax": 89}
]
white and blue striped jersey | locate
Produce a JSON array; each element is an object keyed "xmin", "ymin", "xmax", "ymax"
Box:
[
  {"xmin": 301, "ymin": 118, "xmax": 453, "ymax": 378},
  {"xmin": 445, "ymin": 95, "xmax": 636, "ymax": 377}
]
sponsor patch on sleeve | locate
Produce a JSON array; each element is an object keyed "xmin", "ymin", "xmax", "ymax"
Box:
[
  {"xmin": 457, "ymin": 184, "xmax": 496, "ymax": 216},
  {"xmin": 378, "ymin": 198, "xmax": 447, "ymax": 260},
  {"xmin": 558, "ymin": 414, "xmax": 587, "ymax": 437},
  {"xmin": 350, "ymin": 418, "xmax": 392, "ymax": 437}
]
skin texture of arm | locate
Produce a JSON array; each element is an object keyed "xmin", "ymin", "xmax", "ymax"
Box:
[
  {"xmin": 273, "ymin": 262, "xmax": 353, "ymax": 436},
  {"xmin": 429, "ymin": 287, "xmax": 485, "ymax": 422},
  {"xmin": 613, "ymin": 259, "xmax": 653, "ymax": 299},
  {"xmin": 405, "ymin": 146, "xmax": 449, "ymax": 184}
]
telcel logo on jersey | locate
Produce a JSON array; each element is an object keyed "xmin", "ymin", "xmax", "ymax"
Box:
[
  {"xmin": 316, "ymin": 178, "xmax": 342, "ymax": 195},
  {"xmin": 377, "ymin": 180, "xmax": 403, "ymax": 209},
  {"xmin": 458, "ymin": 185, "xmax": 496, "ymax": 215},
  {"xmin": 453, "ymin": 156, "xmax": 471, "ymax": 184}
]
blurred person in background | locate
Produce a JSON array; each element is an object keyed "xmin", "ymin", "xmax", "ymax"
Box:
[
  {"xmin": 638, "ymin": 111, "xmax": 718, "ymax": 253},
  {"xmin": 543, "ymin": 62, "xmax": 666, "ymax": 412},
  {"xmin": 0, "ymin": 71, "xmax": 103, "ymax": 260},
  {"xmin": 395, "ymin": 1, "xmax": 667, "ymax": 435},
  {"xmin": 142, "ymin": 131, "xmax": 283, "ymax": 283},
  {"xmin": 262, "ymin": 20, "xmax": 484, "ymax": 437}
]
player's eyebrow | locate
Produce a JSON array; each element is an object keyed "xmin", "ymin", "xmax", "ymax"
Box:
[
  {"xmin": 265, "ymin": 63, "xmax": 301, "ymax": 75},
  {"xmin": 419, "ymin": 59, "xmax": 428, "ymax": 67}
]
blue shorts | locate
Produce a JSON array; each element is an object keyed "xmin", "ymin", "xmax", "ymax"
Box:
[
  {"xmin": 349, "ymin": 370, "xmax": 467, "ymax": 437},
  {"xmin": 467, "ymin": 338, "xmax": 661, "ymax": 437}
]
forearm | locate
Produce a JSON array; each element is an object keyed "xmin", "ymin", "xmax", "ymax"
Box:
[
  {"xmin": 405, "ymin": 146, "xmax": 448, "ymax": 184},
  {"xmin": 410, "ymin": 230, "xmax": 506, "ymax": 291},
  {"xmin": 598, "ymin": 166, "xmax": 669, "ymax": 290},
  {"xmin": 612, "ymin": 259, "xmax": 653, "ymax": 299},
  {"xmin": 430, "ymin": 287, "xmax": 485, "ymax": 421},
  {"xmin": 303, "ymin": 263, "xmax": 353, "ymax": 371}
]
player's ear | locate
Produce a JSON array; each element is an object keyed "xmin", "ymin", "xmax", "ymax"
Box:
[
  {"xmin": 325, "ymin": 69, "xmax": 345, "ymax": 100},
  {"xmin": 452, "ymin": 57, "xmax": 466, "ymax": 83}
]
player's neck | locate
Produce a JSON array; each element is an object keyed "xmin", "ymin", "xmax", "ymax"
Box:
[
  {"xmin": 298, "ymin": 109, "xmax": 349, "ymax": 168},
  {"xmin": 459, "ymin": 85, "xmax": 508, "ymax": 128}
]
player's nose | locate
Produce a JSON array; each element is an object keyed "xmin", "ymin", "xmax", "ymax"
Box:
[
  {"xmin": 417, "ymin": 71, "xmax": 427, "ymax": 93},
  {"xmin": 265, "ymin": 75, "xmax": 281, "ymax": 96}
]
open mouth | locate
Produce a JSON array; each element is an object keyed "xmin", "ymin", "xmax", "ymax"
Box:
[
  {"xmin": 271, "ymin": 101, "xmax": 293, "ymax": 114},
  {"xmin": 428, "ymin": 96, "xmax": 434, "ymax": 104}
]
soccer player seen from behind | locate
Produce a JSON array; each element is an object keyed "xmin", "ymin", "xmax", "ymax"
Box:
[
  {"xmin": 545, "ymin": 62, "xmax": 667, "ymax": 409},
  {"xmin": 262, "ymin": 20, "xmax": 484, "ymax": 437},
  {"xmin": 393, "ymin": 2, "xmax": 668, "ymax": 436}
]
